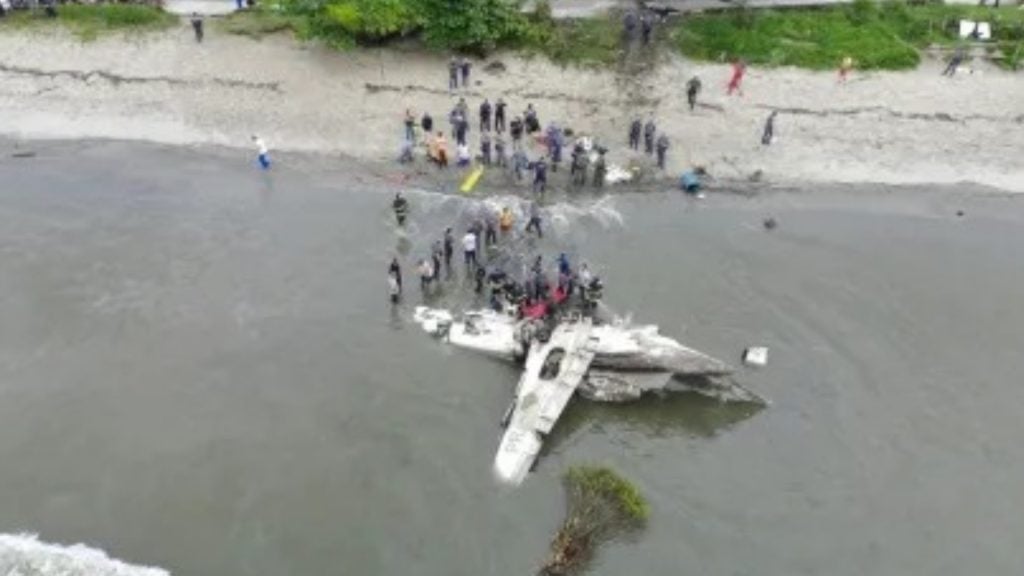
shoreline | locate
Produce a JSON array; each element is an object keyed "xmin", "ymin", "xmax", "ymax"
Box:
[{"xmin": 0, "ymin": 27, "xmax": 1022, "ymax": 193}]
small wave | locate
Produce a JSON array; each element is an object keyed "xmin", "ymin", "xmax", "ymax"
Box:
[{"xmin": 0, "ymin": 533, "xmax": 169, "ymax": 576}]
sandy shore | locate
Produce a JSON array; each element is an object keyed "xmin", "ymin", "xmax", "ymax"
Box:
[{"xmin": 0, "ymin": 25, "xmax": 1022, "ymax": 192}]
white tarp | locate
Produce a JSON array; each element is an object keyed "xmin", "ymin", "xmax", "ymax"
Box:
[{"xmin": 959, "ymin": 20, "xmax": 992, "ymax": 41}]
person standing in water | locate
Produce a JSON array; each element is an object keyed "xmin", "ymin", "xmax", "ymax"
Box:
[
  {"xmin": 532, "ymin": 157, "xmax": 548, "ymax": 195},
  {"xmin": 388, "ymin": 257, "xmax": 403, "ymax": 298},
  {"xmin": 251, "ymin": 135, "xmax": 270, "ymax": 170},
  {"xmin": 525, "ymin": 202, "xmax": 543, "ymax": 238},
  {"xmin": 628, "ymin": 118, "xmax": 641, "ymax": 150},
  {"xmin": 462, "ymin": 229, "xmax": 478, "ymax": 269},
  {"xmin": 443, "ymin": 228, "xmax": 454, "ymax": 274},
  {"xmin": 392, "ymin": 192, "xmax": 409, "ymax": 226}
]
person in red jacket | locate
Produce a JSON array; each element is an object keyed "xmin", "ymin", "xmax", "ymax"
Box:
[{"xmin": 727, "ymin": 59, "xmax": 746, "ymax": 96}]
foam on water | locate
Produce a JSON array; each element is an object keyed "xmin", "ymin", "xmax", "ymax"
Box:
[{"xmin": 0, "ymin": 534, "xmax": 169, "ymax": 576}]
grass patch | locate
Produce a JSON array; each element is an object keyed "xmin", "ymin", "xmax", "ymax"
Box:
[
  {"xmin": 0, "ymin": 4, "xmax": 177, "ymax": 41},
  {"xmin": 217, "ymin": 8, "xmax": 301, "ymax": 39},
  {"xmin": 676, "ymin": 1, "xmax": 1024, "ymax": 70},
  {"xmin": 519, "ymin": 14, "xmax": 624, "ymax": 67}
]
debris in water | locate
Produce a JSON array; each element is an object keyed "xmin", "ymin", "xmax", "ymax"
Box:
[
  {"xmin": 11, "ymin": 151, "xmax": 36, "ymax": 158},
  {"xmin": 763, "ymin": 217, "xmax": 777, "ymax": 230},
  {"xmin": 540, "ymin": 466, "xmax": 648, "ymax": 576},
  {"xmin": 743, "ymin": 346, "xmax": 769, "ymax": 367},
  {"xmin": 956, "ymin": 210, "xmax": 965, "ymax": 217}
]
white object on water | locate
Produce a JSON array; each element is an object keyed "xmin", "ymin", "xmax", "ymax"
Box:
[{"xmin": 743, "ymin": 346, "xmax": 769, "ymax": 367}]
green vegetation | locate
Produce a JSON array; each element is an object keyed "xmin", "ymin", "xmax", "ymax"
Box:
[
  {"xmin": 676, "ymin": 1, "xmax": 1024, "ymax": 70},
  {"xmin": 541, "ymin": 466, "xmax": 649, "ymax": 575},
  {"xmin": 0, "ymin": 4, "xmax": 177, "ymax": 41},
  {"xmin": 219, "ymin": 0, "xmax": 623, "ymax": 65}
]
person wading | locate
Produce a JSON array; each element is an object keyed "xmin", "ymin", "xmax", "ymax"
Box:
[{"xmin": 392, "ymin": 192, "xmax": 409, "ymax": 226}]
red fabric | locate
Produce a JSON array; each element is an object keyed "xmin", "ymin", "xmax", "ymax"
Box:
[
  {"xmin": 551, "ymin": 285, "xmax": 568, "ymax": 304},
  {"xmin": 523, "ymin": 302, "xmax": 548, "ymax": 319}
]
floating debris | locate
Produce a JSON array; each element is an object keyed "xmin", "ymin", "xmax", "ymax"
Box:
[{"xmin": 743, "ymin": 346, "xmax": 769, "ymax": 367}]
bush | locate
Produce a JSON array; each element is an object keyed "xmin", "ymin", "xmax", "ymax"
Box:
[{"xmin": 417, "ymin": 0, "xmax": 527, "ymax": 52}]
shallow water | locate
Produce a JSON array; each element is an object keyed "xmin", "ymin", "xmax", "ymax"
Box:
[{"xmin": 2, "ymin": 141, "xmax": 1023, "ymax": 575}]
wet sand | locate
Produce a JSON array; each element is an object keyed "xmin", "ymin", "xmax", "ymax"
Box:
[{"xmin": 0, "ymin": 26, "xmax": 1022, "ymax": 192}]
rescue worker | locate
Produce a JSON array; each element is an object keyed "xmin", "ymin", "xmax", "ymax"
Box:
[
  {"xmin": 572, "ymin": 144, "xmax": 589, "ymax": 187},
  {"xmin": 686, "ymin": 76, "xmax": 702, "ymax": 111},
  {"xmin": 656, "ymin": 133, "xmax": 670, "ymax": 169},
  {"xmin": 510, "ymin": 116, "xmax": 524, "ymax": 151},
  {"xmin": 494, "ymin": 98, "xmax": 507, "ymax": 133},
  {"xmin": 532, "ymin": 158, "xmax": 548, "ymax": 195},
  {"xmin": 392, "ymin": 192, "xmax": 409, "ymax": 226},
  {"xmin": 592, "ymin": 149, "xmax": 607, "ymax": 188},
  {"xmin": 628, "ymin": 118, "xmax": 641, "ymax": 150},
  {"xmin": 643, "ymin": 118, "xmax": 657, "ymax": 155},
  {"xmin": 460, "ymin": 58, "xmax": 472, "ymax": 87},
  {"xmin": 479, "ymin": 98, "xmax": 492, "ymax": 132}
]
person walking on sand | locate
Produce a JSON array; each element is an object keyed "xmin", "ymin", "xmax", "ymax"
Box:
[
  {"xmin": 251, "ymin": 135, "xmax": 270, "ymax": 170},
  {"xmin": 462, "ymin": 229, "xmax": 478, "ymax": 269},
  {"xmin": 525, "ymin": 202, "xmax": 543, "ymax": 238},
  {"xmin": 686, "ymin": 75, "xmax": 702, "ymax": 111},
  {"xmin": 592, "ymin": 149, "xmax": 607, "ymax": 188},
  {"xmin": 838, "ymin": 56, "xmax": 854, "ymax": 83},
  {"xmin": 460, "ymin": 58, "xmax": 472, "ymax": 88},
  {"xmin": 510, "ymin": 116, "xmax": 524, "ymax": 151},
  {"xmin": 942, "ymin": 47, "xmax": 966, "ymax": 77},
  {"xmin": 628, "ymin": 118, "xmax": 641, "ymax": 150},
  {"xmin": 480, "ymin": 98, "xmax": 492, "ymax": 132},
  {"xmin": 481, "ymin": 133, "xmax": 492, "ymax": 166},
  {"xmin": 448, "ymin": 57, "xmax": 459, "ymax": 90},
  {"xmin": 190, "ymin": 13, "xmax": 204, "ymax": 43},
  {"xmin": 495, "ymin": 135, "xmax": 507, "ymax": 167},
  {"xmin": 761, "ymin": 111, "xmax": 777, "ymax": 146},
  {"xmin": 532, "ymin": 157, "xmax": 548, "ymax": 195},
  {"xmin": 392, "ymin": 192, "xmax": 409, "ymax": 226},
  {"xmin": 727, "ymin": 59, "xmax": 746, "ymax": 96},
  {"xmin": 656, "ymin": 134, "xmax": 670, "ymax": 170},
  {"xmin": 494, "ymin": 98, "xmax": 507, "ymax": 133},
  {"xmin": 443, "ymin": 228, "xmax": 454, "ymax": 273},
  {"xmin": 643, "ymin": 118, "xmax": 657, "ymax": 155},
  {"xmin": 421, "ymin": 111, "xmax": 433, "ymax": 135}
]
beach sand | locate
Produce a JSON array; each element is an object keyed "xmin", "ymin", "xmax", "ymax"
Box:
[{"xmin": 0, "ymin": 26, "xmax": 1021, "ymax": 191}]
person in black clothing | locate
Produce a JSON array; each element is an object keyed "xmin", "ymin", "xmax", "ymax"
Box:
[
  {"xmin": 494, "ymin": 98, "xmax": 507, "ymax": 133},
  {"xmin": 392, "ymin": 193, "xmax": 409, "ymax": 226},
  {"xmin": 191, "ymin": 13, "xmax": 204, "ymax": 43},
  {"xmin": 628, "ymin": 119, "xmax": 641, "ymax": 150},
  {"xmin": 448, "ymin": 57, "xmax": 459, "ymax": 90},
  {"xmin": 389, "ymin": 257, "xmax": 402, "ymax": 292},
  {"xmin": 481, "ymin": 133, "xmax": 492, "ymax": 166},
  {"xmin": 592, "ymin": 149, "xmax": 607, "ymax": 188},
  {"xmin": 524, "ymin": 104, "xmax": 540, "ymax": 133},
  {"xmin": 643, "ymin": 118, "xmax": 656, "ymax": 155},
  {"xmin": 761, "ymin": 111, "xmax": 777, "ymax": 146},
  {"xmin": 623, "ymin": 11, "xmax": 637, "ymax": 41},
  {"xmin": 686, "ymin": 76, "xmax": 702, "ymax": 112},
  {"xmin": 510, "ymin": 116, "xmax": 524, "ymax": 151},
  {"xmin": 443, "ymin": 228, "xmax": 454, "ymax": 273},
  {"xmin": 479, "ymin": 99, "xmax": 492, "ymax": 132},
  {"xmin": 484, "ymin": 217, "xmax": 497, "ymax": 246},
  {"xmin": 532, "ymin": 159, "xmax": 548, "ymax": 195},
  {"xmin": 656, "ymin": 134, "xmax": 670, "ymax": 169},
  {"xmin": 421, "ymin": 112, "xmax": 433, "ymax": 134},
  {"xmin": 474, "ymin": 265, "xmax": 486, "ymax": 294},
  {"xmin": 460, "ymin": 58, "xmax": 472, "ymax": 87},
  {"xmin": 640, "ymin": 14, "xmax": 653, "ymax": 45},
  {"xmin": 455, "ymin": 118, "xmax": 468, "ymax": 146}
]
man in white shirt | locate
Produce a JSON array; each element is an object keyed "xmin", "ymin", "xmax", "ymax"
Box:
[
  {"xmin": 462, "ymin": 230, "xmax": 477, "ymax": 269},
  {"xmin": 252, "ymin": 135, "xmax": 270, "ymax": 170}
]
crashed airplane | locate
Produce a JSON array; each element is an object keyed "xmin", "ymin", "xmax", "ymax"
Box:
[{"xmin": 414, "ymin": 307, "xmax": 763, "ymax": 485}]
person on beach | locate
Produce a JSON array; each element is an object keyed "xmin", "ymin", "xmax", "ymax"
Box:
[
  {"xmin": 524, "ymin": 104, "xmax": 540, "ymax": 134},
  {"xmin": 525, "ymin": 202, "xmax": 543, "ymax": 238},
  {"xmin": 430, "ymin": 131, "xmax": 449, "ymax": 168},
  {"xmin": 571, "ymin": 143, "xmax": 589, "ymax": 187},
  {"xmin": 485, "ymin": 214, "xmax": 498, "ymax": 246},
  {"xmin": 761, "ymin": 111, "xmax": 777, "ymax": 146},
  {"xmin": 389, "ymin": 257, "xmax": 403, "ymax": 293},
  {"xmin": 510, "ymin": 116, "xmax": 524, "ymax": 151},
  {"xmin": 251, "ymin": 135, "xmax": 270, "ymax": 170},
  {"xmin": 495, "ymin": 135, "xmax": 507, "ymax": 167},
  {"xmin": 943, "ymin": 47, "xmax": 966, "ymax": 77},
  {"xmin": 643, "ymin": 118, "xmax": 657, "ymax": 155},
  {"xmin": 532, "ymin": 157, "xmax": 548, "ymax": 195},
  {"xmin": 686, "ymin": 76, "xmax": 702, "ymax": 111},
  {"xmin": 499, "ymin": 207, "xmax": 514, "ymax": 234},
  {"xmin": 455, "ymin": 117, "xmax": 468, "ymax": 146},
  {"xmin": 190, "ymin": 13, "xmax": 204, "ymax": 43},
  {"xmin": 448, "ymin": 57, "xmax": 459, "ymax": 90},
  {"xmin": 430, "ymin": 241, "xmax": 443, "ymax": 283},
  {"xmin": 392, "ymin": 192, "xmax": 409, "ymax": 226},
  {"xmin": 592, "ymin": 149, "xmax": 607, "ymax": 188},
  {"xmin": 456, "ymin": 142, "xmax": 471, "ymax": 167},
  {"xmin": 443, "ymin": 228, "xmax": 454, "ymax": 273},
  {"xmin": 548, "ymin": 127, "xmax": 563, "ymax": 173},
  {"xmin": 460, "ymin": 58, "xmax": 472, "ymax": 87},
  {"xmin": 398, "ymin": 139, "xmax": 414, "ymax": 164},
  {"xmin": 513, "ymin": 149, "xmax": 528, "ymax": 181},
  {"xmin": 404, "ymin": 109, "xmax": 416, "ymax": 142},
  {"xmin": 656, "ymin": 134, "xmax": 670, "ymax": 169},
  {"xmin": 421, "ymin": 112, "xmax": 433, "ymax": 135},
  {"xmin": 480, "ymin": 99, "xmax": 492, "ymax": 132},
  {"xmin": 727, "ymin": 59, "xmax": 746, "ymax": 96},
  {"xmin": 462, "ymin": 230, "xmax": 478, "ymax": 269},
  {"xmin": 838, "ymin": 56, "xmax": 854, "ymax": 83},
  {"xmin": 418, "ymin": 259, "xmax": 434, "ymax": 292},
  {"xmin": 641, "ymin": 13, "xmax": 653, "ymax": 45},
  {"xmin": 494, "ymin": 98, "xmax": 507, "ymax": 133},
  {"xmin": 628, "ymin": 119, "xmax": 641, "ymax": 150},
  {"xmin": 474, "ymin": 264, "xmax": 486, "ymax": 294},
  {"xmin": 481, "ymin": 133, "xmax": 492, "ymax": 166},
  {"xmin": 388, "ymin": 271, "xmax": 401, "ymax": 304}
]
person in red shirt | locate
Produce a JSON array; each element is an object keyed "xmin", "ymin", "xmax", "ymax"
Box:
[{"xmin": 727, "ymin": 59, "xmax": 746, "ymax": 96}]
